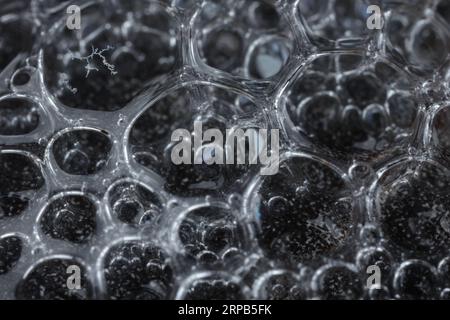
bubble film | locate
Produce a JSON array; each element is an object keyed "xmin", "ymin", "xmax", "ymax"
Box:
[{"xmin": 0, "ymin": 0, "xmax": 449, "ymax": 300}]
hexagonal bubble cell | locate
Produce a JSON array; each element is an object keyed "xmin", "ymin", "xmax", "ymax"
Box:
[
  {"xmin": 311, "ymin": 263, "xmax": 364, "ymax": 300},
  {"xmin": 174, "ymin": 203, "xmax": 247, "ymax": 265},
  {"xmin": 280, "ymin": 53, "xmax": 418, "ymax": 161},
  {"xmin": 176, "ymin": 272, "xmax": 249, "ymax": 300},
  {"xmin": 0, "ymin": 97, "xmax": 40, "ymax": 136},
  {"xmin": 39, "ymin": 194, "xmax": 97, "ymax": 244},
  {"xmin": 51, "ymin": 128, "xmax": 112, "ymax": 175},
  {"xmin": 192, "ymin": 0, "xmax": 293, "ymax": 79},
  {"xmin": 106, "ymin": 179, "xmax": 163, "ymax": 226},
  {"xmin": 0, "ymin": 0, "xmax": 36, "ymax": 72},
  {"xmin": 129, "ymin": 83, "xmax": 266, "ymax": 197},
  {"xmin": 385, "ymin": 5, "xmax": 449, "ymax": 74},
  {"xmin": 170, "ymin": 0, "xmax": 198, "ymax": 11},
  {"xmin": 431, "ymin": 103, "xmax": 450, "ymax": 162},
  {"xmin": 296, "ymin": 0, "xmax": 376, "ymax": 46},
  {"xmin": 101, "ymin": 240, "xmax": 173, "ymax": 300},
  {"xmin": 253, "ymin": 270, "xmax": 306, "ymax": 300},
  {"xmin": 43, "ymin": 0, "xmax": 179, "ymax": 111},
  {"xmin": 393, "ymin": 259, "xmax": 438, "ymax": 300},
  {"xmin": 15, "ymin": 256, "xmax": 93, "ymax": 299},
  {"xmin": 371, "ymin": 159, "xmax": 450, "ymax": 259},
  {"xmin": 0, "ymin": 151, "xmax": 45, "ymax": 219},
  {"xmin": 244, "ymin": 153, "xmax": 355, "ymax": 266},
  {"xmin": 0, "ymin": 234, "xmax": 23, "ymax": 275}
]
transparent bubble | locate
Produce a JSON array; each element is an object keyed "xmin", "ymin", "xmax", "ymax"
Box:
[
  {"xmin": 174, "ymin": 204, "xmax": 246, "ymax": 266},
  {"xmin": 297, "ymin": 0, "xmax": 374, "ymax": 46},
  {"xmin": 436, "ymin": 0, "xmax": 450, "ymax": 25},
  {"xmin": 281, "ymin": 53, "xmax": 416, "ymax": 160},
  {"xmin": 432, "ymin": 104, "xmax": 450, "ymax": 161},
  {"xmin": 356, "ymin": 246, "xmax": 393, "ymax": 285},
  {"xmin": 438, "ymin": 256, "xmax": 450, "ymax": 288},
  {"xmin": 367, "ymin": 285, "xmax": 391, "ymax": 300},
  {"xmin": 0, "ymin": 152, "xmax": 44, "ymax": 193},
  {"xmin": 247, "ymin": 1, "xmax": 281, "ymax": 30},
  {"xmin": 0, "ymin": 8, "xmax": 35, "ymax": 72},
  {"xmin": 408, "ymin": 21, "xmax": 448, "ymax": 69},
  {"xmin": 51, "ymin": 129, "xmax": 112, "ymax": 175},
  {"xmin": 0, "ymin": 152, "xmax": 44, "ymax": 220},
  {"xmin": 253, "ymin": 270, "xmax": 305, "ymax": 300},
  {"xmin": 15, "ymin": 256, "xmax": 93, "ymax": 299},
  {"xmin": 43, "ymin": 1, "xmax": 179, "ymax": 111},
  {"xmin": 11, "ymin": 67, "xmax": 34, "ymax": 87},
  {"xmin": 193, "ymin": 1, "xmax": 293, "ymax": 78},
  {"xmin": 359, "ymin": 224, "xmax": 381, "ymax": 246},
  {"xmin": 247, "ymin": 37, "xmax": 291, "ymax": 79},
  {"xmin": 0, "ymin": 98, "xmax": 40, "ymax": 136},
  {"xmin": 176, "ymin": 272, "xmax": 248, "ymax": 300},
  {"xmin": 0, "ymin": 195, "xmax": 29, "ymax": 220},
  {"xmin": 101, "ymin": 240, "xmax": 173, "ymax": 300}
]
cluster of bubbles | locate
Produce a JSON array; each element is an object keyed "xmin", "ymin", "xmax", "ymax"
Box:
[{"xmin": 0, "ymin": 0, "xmax": 449, "ymax": 300}]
